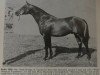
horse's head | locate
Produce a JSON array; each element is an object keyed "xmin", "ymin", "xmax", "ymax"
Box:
[{"xmin": 15, "ymin": 1, "xmax": 32, "ymax": 16}]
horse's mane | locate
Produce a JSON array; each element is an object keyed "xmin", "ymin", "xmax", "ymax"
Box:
[
  {"xmin": 33, "ymin": 5, "xmax": 48, "ymax": 14},
  {"xmin": 31, "ymin": 4, "xmax": 56, "ymax": 18}
]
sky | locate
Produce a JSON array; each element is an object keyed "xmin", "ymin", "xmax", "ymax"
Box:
[{"xmin": 6, "ymin": 0, "xmax": 96, "ymax": 37}]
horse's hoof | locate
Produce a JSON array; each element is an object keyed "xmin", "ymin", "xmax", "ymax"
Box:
[
  {"xmin": 43, "ymin": 57, "xmax": 50, "ymax": 61},
  {"xmin": 48, "ymin": 57, "xmax": 53, "ymax": 60},
  {"xmin": 76, "ymin": 56, "xmax": 80, "ymax": 59},
  {"xmin": 87, "ymin": 56, "xmax": 91, "ymax": 60},
  {"xmin": 76, "ymin": 54, "xmax": 81, "ymax": 59},
  {"xmin": 87, "ymin": 53, "xmax": 91, "ymax": 60},
  {"xmin": 43, "ymin": 57, "xmax": 47, "ymax": 61}
]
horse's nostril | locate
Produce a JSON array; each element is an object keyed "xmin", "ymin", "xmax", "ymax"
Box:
[{"xmin": 15, "ymin": 12, "xmax": 18, "ymax": 16}]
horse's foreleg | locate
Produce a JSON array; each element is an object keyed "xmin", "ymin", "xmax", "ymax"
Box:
[
  {"xmin": 48, "ymin": 36, "xmax": 53, "ymax": 59},
  {"xmin": 43, "ymin": 36, "xmax": 49, "ymax": 60},
  {"xmin": 43, "ymin": 34, "xmax": 53, "ymax": 60},
  {"xmin": 44, "ymin": 46, "xmax": 48, "ymax": 60}
]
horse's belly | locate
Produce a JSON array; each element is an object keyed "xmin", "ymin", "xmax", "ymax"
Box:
[{"xmin": 51, "ymin": 27, "xmax": 72, "ymax": 37}]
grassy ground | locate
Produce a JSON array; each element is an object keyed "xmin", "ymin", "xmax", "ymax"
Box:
[{"xmin": 3, "ymin": 30, "xmax": 97, "ymax": 67}]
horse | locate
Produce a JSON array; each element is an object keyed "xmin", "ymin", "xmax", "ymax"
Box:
[{"xmin": 15, "ymin": 1, "xmax": 91, "ymax": 60}]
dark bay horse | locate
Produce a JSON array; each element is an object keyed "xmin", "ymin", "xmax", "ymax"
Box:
[{"xmin": 15, "ymin": 1, "xmax": 91, "ymax": 60}]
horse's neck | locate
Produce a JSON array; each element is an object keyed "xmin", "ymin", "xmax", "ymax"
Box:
[
  {"xmin": 29, "ymin": 5, "xmax": 56, "ymax": 34},
  {"xmin": 30, "ymin": 6, "xmax": 50, "ymax": 24}
]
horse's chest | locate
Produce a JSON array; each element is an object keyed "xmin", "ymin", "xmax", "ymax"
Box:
[
  {"xmin": 39, "ymin": 20, "xmax": 46, "ymax": 28},
  {"xmin": 39, "ymin": 19, "xmax": 52, "ymax": 34}
]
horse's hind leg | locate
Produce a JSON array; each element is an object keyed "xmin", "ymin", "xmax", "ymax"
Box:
[
  {"xmin": 82, "ymin": 38, "xmax": 91, "ymax": 60},
  {"xmin": 74, "ymin": 34, "xmax": 82, "ymax": 58}
]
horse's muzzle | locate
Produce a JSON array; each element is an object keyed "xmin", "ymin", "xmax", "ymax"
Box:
[{"xmin": 15, "ymin": 11, "xmax": 19, "ymax": 16}]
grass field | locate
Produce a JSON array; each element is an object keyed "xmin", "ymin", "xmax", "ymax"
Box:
[{"xmin": 3, "ymin": 30, "xmax": 97, "ymax": 67}]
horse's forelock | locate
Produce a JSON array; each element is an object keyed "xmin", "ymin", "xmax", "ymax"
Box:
[{"xmin": 26, "ymin": 1, "xmax": 30, "ymax": 5}]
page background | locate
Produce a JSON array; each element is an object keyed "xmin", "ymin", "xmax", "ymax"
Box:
[
  {"xmin": 0, "ymin": 0, "xmax": 99, "ymax": 69},
  {"xmin": 96, "ymin": 0, "xmax": 100, "ymax": 67},
  {"xmin": 0, "ymin": 0, "xmax": 5, "ymax": 67}
]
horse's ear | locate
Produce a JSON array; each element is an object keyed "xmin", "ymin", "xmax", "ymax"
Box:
[{"xmin": 26, "ymin": 1, "xmax": 29, "ymax": 5}]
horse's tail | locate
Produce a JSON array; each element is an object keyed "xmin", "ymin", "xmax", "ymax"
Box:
[{"xmin": 83, "ymin": 19, "xmax": 90, "ymax": 41}]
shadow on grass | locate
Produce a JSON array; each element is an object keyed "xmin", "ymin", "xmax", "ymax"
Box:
[
  {"xmin": 3, "ymin": 46, "xmax": 96, "ymax": 65},
  {"xmin": 3, "ymin": 49, "xmax": 43, "ymax": 65},
  {"xmin": 52, "ymin": 46, "xmax": 96, "ymax": 58}
]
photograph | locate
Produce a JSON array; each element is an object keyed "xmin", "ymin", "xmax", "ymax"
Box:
[{"xmin": 3, "ymin": 0, "xmax": 97, "ymax": 67}]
